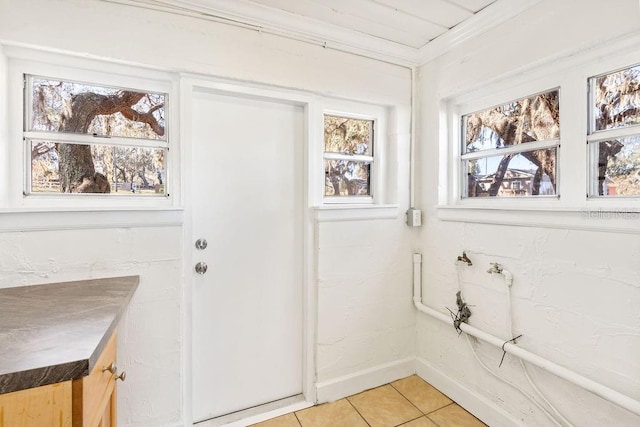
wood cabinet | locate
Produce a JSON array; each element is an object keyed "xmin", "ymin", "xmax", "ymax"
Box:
[
  {"xmin": 0, "ymin": 380, "xmax": 72, "ymax": 426},
  {"xmin": 0, "ymin": 332, "xmax": 121, "ymax": 427},
  {"xmin": 72, "ymin": 332, "xmax": 119, "ymax": 427}
]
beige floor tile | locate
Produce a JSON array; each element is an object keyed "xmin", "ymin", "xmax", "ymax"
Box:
[
  {"xmin": 250, "ymin": 412, "xmax": 300, "ymax": 427},
  {"xmin": 347, "ymin": 385, "xmax": 422, "ymax": 427},
  {"xmin": 391, "ymin": 375, "xmax": 453, "ymax": 414},
  {"xmin": 295, "ymin": 399, "xmax": 368, "ymax": 427},
  {"xmin": 399, "ymin": 416, "xmax": 439, "ymax": 427},
  {"xmin": 427, "ymin": 404, "xmax": 487, "ymax": 427}
]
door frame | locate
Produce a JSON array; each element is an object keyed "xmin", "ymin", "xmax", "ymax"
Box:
[{"xmin": 180, "ymin": 75, "xmax": 317, "ymax": 425}]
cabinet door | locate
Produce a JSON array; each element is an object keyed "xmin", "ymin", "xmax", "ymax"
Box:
[
  {"xmin": 73, "ymin": 332, "xmax": 118, "ymax": 427},
  {"xmin": 95, "ymin": 387, "xmax": 116, "ymax": 427},
  {"xmin": 0, "ymin": 381, "xmax": 72, "ymax": 426}
]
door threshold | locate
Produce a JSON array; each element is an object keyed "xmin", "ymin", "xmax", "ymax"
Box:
[{"xmin": 194, "ymin": 394, "xmax": 313, "ymax": 427}]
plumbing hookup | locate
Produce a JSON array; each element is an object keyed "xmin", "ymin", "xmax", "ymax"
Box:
[{"xmin": 446, "ymin": 291, "xmax": 472, "ymax": 335}]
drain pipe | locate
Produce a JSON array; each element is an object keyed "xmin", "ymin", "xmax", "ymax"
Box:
[{"xmin": 412, "ymin": 253, "xmax": 640, "ymax": 417}]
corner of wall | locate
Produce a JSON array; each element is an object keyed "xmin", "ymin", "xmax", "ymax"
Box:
[
  {"xmin": 315, "ymin": 357, "xmax": 415, "ymax": 403},
  {"xmin": 416, "ymin": 357, "xmax": 522, "ymax": 427}
]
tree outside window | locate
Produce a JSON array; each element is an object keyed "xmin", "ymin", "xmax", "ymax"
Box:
[
  {"xmin": 461, "ymin": 90, "xmax": 559, "ymax": 198},
  {"xmin": 26, "ymin": 77, "xmax": 168, "ymax": 196},
  {"xmin": 589, "ymin": 64, "xmax": 640, "ymax": 197},
  {"xmin": 323, "ymin": 114, "xmax": 373, "ymax": 198}
]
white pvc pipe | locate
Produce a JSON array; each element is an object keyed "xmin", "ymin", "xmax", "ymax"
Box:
[
  {"xmin": 412, "ymin": 253, "xmax": 640, "ymax": 417},
  {"xmin": 409, "ymin": 67, "xmax": 417, "ymax": 209},
  {"xmin": 501, "ymin": 269, "xmax": 513, "ymax": 287}
]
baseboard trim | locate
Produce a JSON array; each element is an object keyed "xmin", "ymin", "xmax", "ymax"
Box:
[
  {"xmin": 315, "ymin": 357, "xmax": 415, "ymax": 403},
  {"xmin": 415, "ymin": 357, "xmax": 521, "ymax": 427}
]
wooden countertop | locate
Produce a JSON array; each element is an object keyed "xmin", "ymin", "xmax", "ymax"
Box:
[{"xmin": 0, "ymin": 276, "xmax": 138, "ymax": 394}]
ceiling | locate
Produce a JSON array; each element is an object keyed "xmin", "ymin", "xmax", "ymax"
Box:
[
  {"xmin": 225, "ymin": 0, "xmax": 497, "ymax": 50},
  {"xmin": 112, "ymin": 0, "xmax": 538, "ymax": 65}
]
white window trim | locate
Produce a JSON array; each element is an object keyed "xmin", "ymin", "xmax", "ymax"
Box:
[
  {"xmin": 1, "ymin": 45, "xmax": 181, "ymax": 212},
  {"xmin": 0, "ymin": 45, "xmax": 400, "ymax": 222},
  {"xmin": 313, "ymin": 203, "xmax": 398, "ymax": 222},
  {"xmin": 586, "ymin": 66, "xmax": 640, "ymax": 198},
  {"xmin": 458, "ymin": 88, "xmax": 561, "ymax": 201},
  {"xmin": 313, "ymin": 99, "xmax": 398, "ymax": 221},
  {"xmin": 315, "ymin": 99, "xmax": 396, "ymax": 211},
  {"xmin": 438, "ymin": 32, "xmax": 640, "ymax": 232},
  {"xmin": 322, "ymin": 109, "xmax": 375, "ymax": 205}
]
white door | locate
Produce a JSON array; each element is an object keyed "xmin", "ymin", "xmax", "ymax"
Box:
[{"xmin": 191, "ymin": 89, "xmax": 304, "ymax": 422}]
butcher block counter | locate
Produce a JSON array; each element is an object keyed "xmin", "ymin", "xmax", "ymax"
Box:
[{"xmin": 0, "ymin": 276, "xmax": 139, "ymax": 426}]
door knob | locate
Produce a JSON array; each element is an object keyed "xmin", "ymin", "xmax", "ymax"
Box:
[
  {"xmin": 195, "ymin": 262, "xmax": 208, "ymax": 275},
  {"xmin": 195, "ymin": 238, "xmax": 207, "ymax": 250}
]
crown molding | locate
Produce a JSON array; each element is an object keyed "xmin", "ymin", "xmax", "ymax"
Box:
[
  {"xmin": 106, "ymin": 0, "xmax": 418, "ymax": 66},
  {"xmin": 417, "ymin": 0, "xmax": 542, "ymax": 65},
  {"xmin": 105, "ymin": 0, "xmax": 542, "ymax": 67}
]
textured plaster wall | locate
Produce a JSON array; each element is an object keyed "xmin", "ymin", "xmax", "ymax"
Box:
[
  {"xmin": 0, "ymin": 0, "xmax": 413, "ymax": 425},
  {"xmin": 316, "ymin": 219, "xmax": 416, "ymax": 383},
  {"xmin": 417, "ymin": 0, "xmax": 640, "ymax": 425},
  {"xmin": 315, "ymin": 104, "xmax": 415, "ymax": 385},
  {"xmin": 0, "ymin": 226, "xmax": 183, "ymax": 426}
]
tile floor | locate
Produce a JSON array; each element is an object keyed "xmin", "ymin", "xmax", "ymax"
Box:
[{"xmin": 251, "ymin": 375, "xmax": 486, "ymax": 427}]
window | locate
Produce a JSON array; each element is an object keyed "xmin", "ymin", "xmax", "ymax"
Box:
[
  {"xmin": 461, "ymin": 89, "xmax": 560, "ymax": 198},
  {"xmin": 314, "ymin": 100, "xmax": 396, "ymax": 220},
  {"xmin": 1, "ymin": 46, "xmax": 178, "ymax": 218},
  {"xmin": 25, "ymin": 76, "xmax": 168, "ymax": 196},
  {"xmin": 440, "ymin": 36, "xmax": 640, "ymax": 230},
  {"xmin": 588, "ymin": 64, "xmax": 640, "ymax": 197},
  {"xmin": 323, "ymin": 114, "xmax": 374, "ymax": 201}
]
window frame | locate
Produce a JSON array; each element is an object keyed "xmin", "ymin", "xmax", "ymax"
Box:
[
  {"xmin": 439, "ymin": 33, "xmax": 640, "ymax": 231},
  {"xmin": 459, "ymin": 87, "xmax": 561, "ymax": 200},
  {"xmin": 586, "ymin": 63, "xmax": 640, "ymax": 199},
  {"xmin": 323, "ymin": 111, "xmax": 376, "ymax": 204},
  {"xmin": 318, "ymin": 99, "xmax": 389, "ymax": 207},
  {"xmin": 24, "ymin": 74, "xmax": 169, "ymax": 197},
  {"xmin": 444, "ymin": 78, "xmax": 566, "ymax": 210},
  {"xmin": 2, "ymin": 46, "xmax": 180, "ymax": 211}
]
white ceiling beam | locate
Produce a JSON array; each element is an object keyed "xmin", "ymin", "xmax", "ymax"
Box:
[
  {"xmin": 372, "ymin": 0, "xmax": 473, "ymax": 28},
  {"xmin": 417, "ymin": 0, "xmax": 542, "ymax": 65},
  {"xmin": 444, "ymin": 0, "xmax": 496, "ymax": 14}
]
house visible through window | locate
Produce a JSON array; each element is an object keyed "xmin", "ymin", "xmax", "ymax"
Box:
[
  {"xmin": 461, "ymin": 89, "xmax": 559, "ymax": 198},
  {"xmin": 588, "ymin": 64, "xmax": 640, "ymax": 197},
  {"xmin": 323, "ymin": 114, "xmax": 373, "ymax": 199},
  {"xmin": 25, "ymin": 76, "xmax": 168, "ymax": 196}
]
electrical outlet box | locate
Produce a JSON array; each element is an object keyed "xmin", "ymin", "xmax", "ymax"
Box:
[{"xmin": 406, "ymin": 208, "xmax": 422, "ymax": 227}]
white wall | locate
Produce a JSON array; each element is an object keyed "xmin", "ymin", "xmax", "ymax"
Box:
[
  {"xmin": 0, "ymin": 0, "xmax": 413, "ymax": 425},
  {"xmin": 417, "ymin": 0, "xmax": 640, "ymax": 425},
  {"xmin": 0, "ymin": 0, "xmax": 408, "ymax": 106},
  {"xmin": 315, "ymin": 218, "xmax": 416, "ymax": 385},
  {"xmin": 8, "ymin": 0, "xmax": 640, "ymax": 425},
  {"xmin": 0, "ymin": 224, "xmax": 184, "ymax": 426}
]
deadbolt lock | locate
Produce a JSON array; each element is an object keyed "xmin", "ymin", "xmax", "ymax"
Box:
[{"xmin": 195, "ymin": 238, "xmax": 207, "ymax": 250}]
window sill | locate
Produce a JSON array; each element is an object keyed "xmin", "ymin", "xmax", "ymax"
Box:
[
  {"xmin": 313, "ymin": 204, "xmax": 399, "ymax": 222},
  {"xmin": 0, "ymin": 207, "xmax": 183, "ymax": 232},
  {"xmin": 437, "ymin": 205, "xmax": 640, "ymax": 234}
]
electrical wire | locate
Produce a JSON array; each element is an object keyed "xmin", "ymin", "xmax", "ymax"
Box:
[
  {"xmin": 456, "ymin": 267, "xmax": 573, "ymax": 426},
  {"xmin": 504, "ymin": 281, "xmax": 574, "ymax": 427},
  {"xmin": 464, "ymin": 334, "xmax": 563, "ymax": 427}
]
